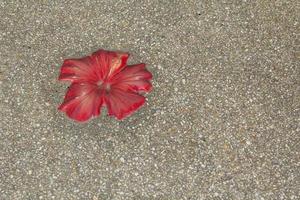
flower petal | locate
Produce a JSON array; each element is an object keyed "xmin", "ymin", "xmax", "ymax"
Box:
[
  {"xmin": 58, "ymin": 57, "xmax": 98, "ymax": 83},
  {"xmin": 104, "ymin": 88, "xmax": 146, "ymax": 120},
  {"xmin": 91, "ymin": 49, "xmax": 129, "ymax": 80},
  {"xmin": 110, "ymin": 63, "xmax": 152, "ymax": 92},
  {"xmin": 58, "ymin": 83, "xmax": 103, "ymax": 122}
]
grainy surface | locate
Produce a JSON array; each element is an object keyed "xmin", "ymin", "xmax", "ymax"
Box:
[{"xmin": 0, "ymin": 0, "xmax": 299, "ymax": 199}]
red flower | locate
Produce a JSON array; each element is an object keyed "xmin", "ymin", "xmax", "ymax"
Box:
[{"xmin": 58, "ymin": 49, "xmax": 152, "ymax": 122}]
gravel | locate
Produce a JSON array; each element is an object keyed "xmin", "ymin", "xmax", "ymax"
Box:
[{"xmin": 0, "ymin": 0, "xmax": 299, "ymax": 199}]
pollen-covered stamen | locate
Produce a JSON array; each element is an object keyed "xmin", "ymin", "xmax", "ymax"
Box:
[
  {"xmin": 97, "ymin": 80, "xmax": 103, "ymax": 87},
  {"xmin": 105, "ymin": 83, "xmax": 111, "ymax": 92}
]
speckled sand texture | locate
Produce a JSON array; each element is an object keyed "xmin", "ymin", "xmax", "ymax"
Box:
[{"xmin": 0, "ymin": 0, "xmax": 299, "ymax": 199}]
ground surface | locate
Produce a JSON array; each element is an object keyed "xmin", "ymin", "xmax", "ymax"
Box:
[{"xmin": 0, "ymin": 0, "xmax": 299, "ymax": 199}]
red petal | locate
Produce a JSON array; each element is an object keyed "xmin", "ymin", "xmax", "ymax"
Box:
[
  {"xmin": 58, "ymin": 57, "xmax": 98, "ymax": 83},
  {"xmin": 110, "ymin": 63, "xmax": 152, "ymax": 92},
  {"xmin": 58, "ymin": 83, "xmax": 103, "ymax": 122},
  {"xmin": 91, "ymin": 49, "xmax": 129, "ymax": 80},
  {"xmin": 104, "ymin": 88, "xmax": 146, "ymax": 120}
]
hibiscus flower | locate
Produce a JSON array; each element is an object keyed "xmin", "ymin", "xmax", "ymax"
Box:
[{"xmin": 58, "ymin": 49, "xmax": 152, "ymax": 122}]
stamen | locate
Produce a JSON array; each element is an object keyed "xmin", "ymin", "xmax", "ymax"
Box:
[
  {"xmin": 105, "ymin": 84, "xmax": 111, "ymax": 91},
  {"xmin": 97, "ymin": 80, "xmax": 103, "ymax": 87}
]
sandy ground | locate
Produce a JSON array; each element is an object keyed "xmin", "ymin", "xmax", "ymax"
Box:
[{"xmin": 0, "ymin": 0, "xmax": 299, "ymax": 199}]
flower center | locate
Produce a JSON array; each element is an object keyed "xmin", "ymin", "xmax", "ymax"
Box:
[{"xmin": 97, "ymin": 81, "xmax": 111, "ymax": 92}]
